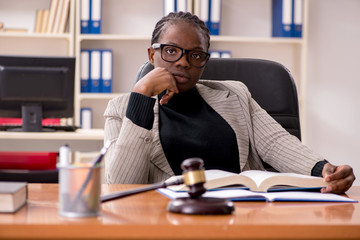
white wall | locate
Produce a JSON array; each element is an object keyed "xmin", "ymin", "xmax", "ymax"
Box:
[{"xmin": 306, "ymin": 0, "xmax": 360, "ymax": 185}]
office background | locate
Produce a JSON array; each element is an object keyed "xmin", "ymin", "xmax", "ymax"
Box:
[
  {"xmin": 0, "ymin": 0, "xmax": 359, "ymax": 186},
  {"xmin": 306, "ymin": 0, "xmax": 360, "ymax": 186}
]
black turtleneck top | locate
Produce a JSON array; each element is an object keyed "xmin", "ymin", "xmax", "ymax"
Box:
[
  {"xmin": 158, "ymin": 88, "xmax": 239, "ymax": 175},
  {"xmin": 125, "ymin": 89, "xmax": 327, "ymax": 177}
]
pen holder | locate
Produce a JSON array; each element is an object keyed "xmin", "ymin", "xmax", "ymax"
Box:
[{"xmin": 58, "ymin": 164, "xmax": 101, "ymax": 218}]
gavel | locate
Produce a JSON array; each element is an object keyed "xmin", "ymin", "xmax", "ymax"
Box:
[{"xmin": 101, "ymin": 158, "xmax": 234, "ymax": 215}]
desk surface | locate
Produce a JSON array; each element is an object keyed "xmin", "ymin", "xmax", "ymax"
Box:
[{"xmin": 0, "ymin": 184, "xmax": 359, "ymax": 240}]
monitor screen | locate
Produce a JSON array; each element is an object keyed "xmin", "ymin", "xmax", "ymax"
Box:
[{"xmin": 0, "ymin": 55, "xmax": 75, "ymax": 132}]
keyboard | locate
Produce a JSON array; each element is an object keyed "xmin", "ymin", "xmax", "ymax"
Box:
[{"xmin": 0, "ymin": 125, "xmax": 80, "ymax": 132}]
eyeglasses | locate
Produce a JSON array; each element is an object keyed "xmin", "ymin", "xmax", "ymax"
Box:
[{"xmin": 152, "ymin": 43, "xmax": 210, "ymax": 68}]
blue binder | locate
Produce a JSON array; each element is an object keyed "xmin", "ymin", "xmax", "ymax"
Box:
[
  {"xmin": 90, "ymin": 50, "xmax": 101, "ymax": 92},
  {"xmin": 80, "ymin": 49, "xmax": 90, "ymax": 93},
  {"xmin": 163, "ymin": 0, "xmax": 175, "ymax": 15},
  {"xmin": 163, "ymin": 0, "xmax": 188, "ymax": 15},
  {"xmin": 209, "ymin": 0, "xmax": 221, "ymax": 35},
  {"xmin": 292, "ymin": 0, "xmax": 303, "ymax": 38},
  {"xmin": 209, "ymin": 50, "xmax": 221, "ymax": 58},
  {"xmin": 198, "ymin": 0, "xmax": 210, "ymax": 30},
  {"xmin": 220, "ymin": 50, "xmax": 231, "ymax": 58},
  {"xmin": 272, "ymin": 0, "xmax": 293, "ymax": 37},
  {"xmin": 90, "ymin": 0, "xmax": 102, "ymax": 34},
  {"xmin": 80, "ymin": 0, "xmax": 90, "ymax": 33},
  {"xmin": 80, "ymin": 108, "xmax": 92, "ymax": 129},
  {"xmin": 176, "ymin": 0, "xmax": 187, "ymax": 12},
  {"xmin": 101, "ymin": 49, "xmax": 113, "ymax": 93}
]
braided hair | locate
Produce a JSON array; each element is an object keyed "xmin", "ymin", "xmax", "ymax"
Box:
[{"xmin": 151, "ymin": 12, "xmax": 210, "ymax": 50}]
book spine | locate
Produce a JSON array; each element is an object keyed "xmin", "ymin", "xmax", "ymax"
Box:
[
  {"xmin": 58, "ymin": 0, "xmax": 70, "ymax": 33},
  {"xmin": 90, "ymin": 50, "xmax": 101, "ymax": 92},
  {"xmin": 90, "ymin": 0, "xmax": 102, "ymax": 34},
  {"xmin": 164, "ymin": 0, "xmax": 175, "ymax": 15},
  {"xmin": 80, "ymin": 108, "xmax": 92, "ymax": 129},
  {"xmin": 220, "ymin": 50, "xmax": 231, "ymax": 58},
  {"xmin": 101, "ymin": 49, "xmax": 113, "ymax": 93},
  {"xmin": 46, "ymin": 0, "xmax": 59, "ymax": 33},
  {"xmin": 210, "ymin": 50, "xmax": 231, "ymax": 58},
  {"xmin": 80, "ymin": 49, "xmax": 90, "ymax": 93},
  {"xmin": 272, "ymin": 0, "xmax": 293, "ymax": 37},
  {"xmin": 81, "ymin": 0, "xmax": 90, "ymax": 33},
  {"xmin": 52, "ymin": 0, "xmax": 64, "ymax": 33},
  {"xmin": 34, "ymin": 9, "xmax": 44, "ymax": 33},
  {"xmin": 41, "ymin": 9, "xmax": 50, "ymax": 33},
  {"xmin": 177, "ymin": 0, "xmax": 187, "ymax": 12},
  {"xmin": 187, "ymin": 0, "xmax": 193, "ymax": 12},
  {"xmin": 292, "ymin": 0, "xmax": 303, "ymax": 38},
  {"xmin": 209, "ymin": 0, "xmax": 221, "ymax": 35},
  {"xmin": 199, "ymin": 0, "xmax": 210, "ymax": 30}
]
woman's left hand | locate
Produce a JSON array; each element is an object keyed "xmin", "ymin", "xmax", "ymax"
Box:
[{"xmin": 321, "ymin": 163, "xmax": 356, "ymax": 194}]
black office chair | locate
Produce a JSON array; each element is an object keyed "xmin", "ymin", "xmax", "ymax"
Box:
[
  {"xmin": 136, "ymin": 58, "xmax": 301, "ymax": 171},
  {"xmin": 136, "ymin": 58, "xmax": 301, "ymax": 141}
]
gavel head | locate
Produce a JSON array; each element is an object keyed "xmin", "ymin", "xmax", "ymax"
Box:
[{"xmin": 181, "ymin": 158, "xmax": 207, "ymax": 198}]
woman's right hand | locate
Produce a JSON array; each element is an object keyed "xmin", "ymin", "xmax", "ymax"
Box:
[{"xmin": 133, "ymin": 67, "xmax": 179, "ymax": 105}]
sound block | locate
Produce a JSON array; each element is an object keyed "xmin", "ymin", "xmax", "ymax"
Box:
[{"xmin": 167, "ymin": 197, "xmax": 234, "ymax": 215}]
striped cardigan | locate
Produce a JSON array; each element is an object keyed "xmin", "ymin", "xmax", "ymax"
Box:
[{"xmin": 104, "ymin": 80, "xmax": 324, "ymax": 184}]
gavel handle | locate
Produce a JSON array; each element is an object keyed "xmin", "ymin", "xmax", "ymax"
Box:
[{"xmin": 101, "ymin": 178, "xmax": 184, "ymax": 203}]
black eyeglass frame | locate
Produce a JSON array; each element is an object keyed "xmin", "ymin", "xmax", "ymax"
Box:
[{"xmin": 152, "ymin": 43, "xmax": 210, "ymax": 68}]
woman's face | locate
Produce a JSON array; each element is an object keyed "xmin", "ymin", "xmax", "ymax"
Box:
[{"xmin": 149, "ymin": 22, "xmax": 208, "ymax": 92}]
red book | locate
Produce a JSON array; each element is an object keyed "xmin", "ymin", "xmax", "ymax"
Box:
[{"xmin": 0, "ymin": 152, "xmax": 58, "ymax": 170}]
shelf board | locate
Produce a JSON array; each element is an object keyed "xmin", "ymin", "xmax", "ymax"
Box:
[
  {"xmin": 0, "ymin": 32, "xmax": 72, "ymax": 39},
  {"xmin": 79, "ymin": 93, "xmax": 126, "ymax": 101},
  {"xmin": 0, "ymin": 129, "xmax": 104, "ymax": 140}
]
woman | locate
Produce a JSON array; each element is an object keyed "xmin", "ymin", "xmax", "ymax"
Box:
[{"xmin": 104, "ymin": 12, "xmax": 355, "ymax": 193}]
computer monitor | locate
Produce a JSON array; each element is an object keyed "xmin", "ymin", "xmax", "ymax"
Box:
[{"xmin": 0, "ymin": 55, "xmax": 75, "ymax": 132}]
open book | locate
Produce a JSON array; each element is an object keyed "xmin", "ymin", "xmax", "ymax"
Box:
[
  {"xmin": 157, "ymin": 188, "xmax": 357, "ymax": 203},
  {"xmin": 166, "ymin": 170, "xmax": 328, "ymax": 192}
]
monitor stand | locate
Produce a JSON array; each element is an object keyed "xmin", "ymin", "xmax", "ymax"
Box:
[
  {"xmin": 7, "ymin": 104, "xmax": 54, "ymax": 132},
  {"xmin": 22, "ymin": 104, "xmax": 43, "ymax": 132}
]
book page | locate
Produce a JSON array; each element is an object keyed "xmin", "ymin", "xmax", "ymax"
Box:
[
  {"xmin": 240, "ymin": 170, "xmax": 326, "ymax": 192},
  {"xmin": 240, "ymin": 170, "xmax": 277, "ymax": 183},
  {"xmin": 204, "ymin": 169, "xmax": 238, "ymax": 180}
]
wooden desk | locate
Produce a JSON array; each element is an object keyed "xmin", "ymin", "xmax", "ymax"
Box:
[{"xmin": 0, "ymin": 184, "xmax": 359, "ymax": 240}]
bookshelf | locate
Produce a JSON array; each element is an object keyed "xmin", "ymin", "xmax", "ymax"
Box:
[
  {"xmin": 74, "ymin": 0, "xmax": 309, "ymax": 139},
  {"xmin": 0, "ymin": 0, "xmax": 309, "ymax": 142},
  {"xmin": 0, "ymin": 0, "xmax": 75, "ymax": 55},
  {"xmin": 0, "ymin": 0, "xmax": 99, "ymax": 159}
]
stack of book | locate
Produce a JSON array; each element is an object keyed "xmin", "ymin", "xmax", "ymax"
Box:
[
  {"xmin": 272, "ymin": 0, "xmax": 303, "ymax": 38},
  {"xmin": 80, "ymin": 49, "xmax": 113, "ymax": 93},
  {"xmin": 34, "ymin": 0, "xmax": 71, "ymax": 34},
  {"xmin": 80, "ymin": 0, "xmax": 102, "ymax": 34}
]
